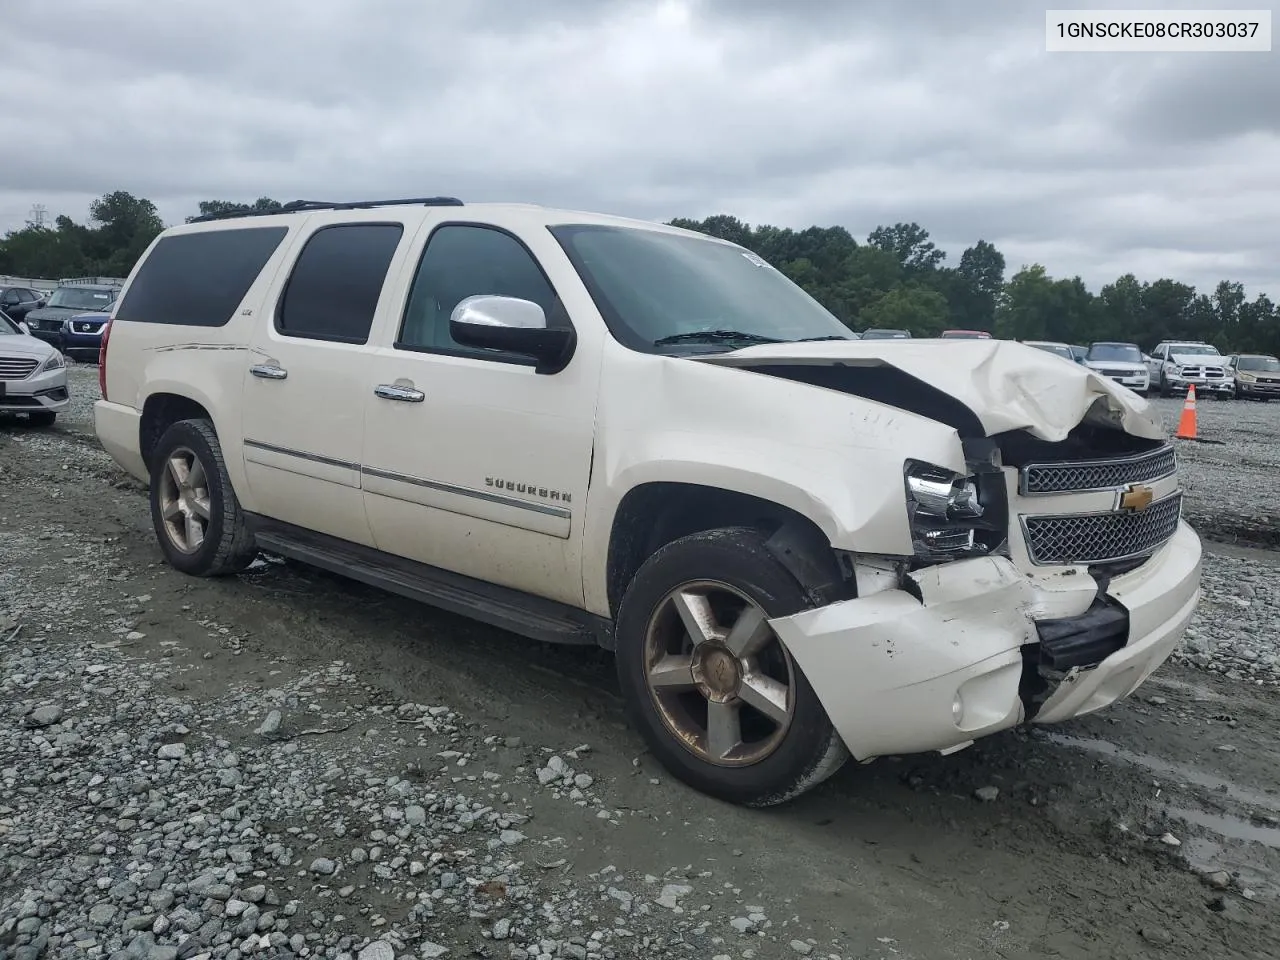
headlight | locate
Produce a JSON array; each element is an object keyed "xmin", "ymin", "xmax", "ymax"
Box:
[
  {"xmin": 39, "ymin": 351, "xmax": 65, "ymax": 372},
  {"xmin": 1238, "ymin": 372, "xmax": 1256, "ymax": 382},
  {"xmin": 904, "ymin": 461, "xmax": 1001, "ymax": 562}
]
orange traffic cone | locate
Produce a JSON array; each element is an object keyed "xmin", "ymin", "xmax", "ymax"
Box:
[{"xmin": 1175, "ymin": 384, "xmax": 1197, "ymax": 440}]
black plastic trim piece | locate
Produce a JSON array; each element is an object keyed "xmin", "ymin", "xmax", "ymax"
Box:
[
  {"xmin": 189, "ymin": 197, "xmax": 464, "ymax": 223},
  {"xmin": 243, "ymin": 514, "xmax": 612, "ymax": 648}
]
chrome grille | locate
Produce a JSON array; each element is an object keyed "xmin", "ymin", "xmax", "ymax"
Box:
[
  {"xmin": 0, "ymin": 356, "xmax": 39, "ymax": 380},
  {"xmin": 1023, "ymin": 493, "xmax": 1182, "ymax": 565},
  {"xmin": 1021, "ymin": 445, "xmax": 1176, "ymax": 495}
]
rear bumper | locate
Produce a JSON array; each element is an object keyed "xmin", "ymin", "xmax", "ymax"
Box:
[
  {"xmin": 0, "ymin": 367, "xmax": 70, "ymax": 413},
  {"xmin": 94, "ymin": 399, "xmax": 147, "ymax": 480},
  {"xmin": 769, "ymin": 522, "xmax": 1202, "ymax": 761}
]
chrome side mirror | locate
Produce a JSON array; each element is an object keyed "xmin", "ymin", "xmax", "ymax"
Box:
[{"xmin": 449, "ymin": 295, "xmax": 574, "ymax": 374}]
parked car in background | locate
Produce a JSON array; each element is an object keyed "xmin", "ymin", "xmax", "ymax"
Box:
[
  {"xmin": 939, "ymin": 329, "xmax": 991, "ymax": 339},
  {"xmin": 0, "ymin": 285, "xmax": 47, "ymax": 323},
  {"xmin": 0, "ymin": 308, "xmax": 70, "ymax": 426},
  {"xmin": 93, "ymin": 197, "xmax": 1202, "ymax": 807},
  {"xmin": 1226, "ymin": 353, "xmax": 1280, "ymax": 400},
  {"xmin": 1084, "ymin": 342, "xmax": 1151, "ymax": 395},
  {"xmin": 860, "ymin": 328, "xmax": 911, "ymax": 339},
  {"xmin": 1069, "ymin": 345, "xmax": 1088, "ymax": 363},
  {"xmin": 59, "ymin": 310, "xmax": 113, "ymax": 360},
  {"xmin": 24, "ymin": 283, "xmax": 119, "ymax": 347},
  {"xmin": 1022, "ymin": 340, "xmax": 1078, "ymax": 362},
  {"xmin": 1146, "ymin": 341, "xmax": 1233, "ymax": 399}
]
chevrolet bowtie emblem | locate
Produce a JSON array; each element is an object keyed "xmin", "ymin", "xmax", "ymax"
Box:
[{"xmin": 1120, "ymin": 483, "xmax": 1154, "ymax": 511}]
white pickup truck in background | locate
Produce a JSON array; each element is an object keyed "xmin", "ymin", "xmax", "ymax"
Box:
[{"xmin": 1146, "ymin": 340, "xmax": 1234, "ymax": 399}]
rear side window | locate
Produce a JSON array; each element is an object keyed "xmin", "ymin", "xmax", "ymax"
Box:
[
  {"xmin": 276, "ymin": 223, "xmax": 403, "ymax": 344},
  {"xmin": 115, "ymin": 226, "xmax": 288, "ymax": 327}
]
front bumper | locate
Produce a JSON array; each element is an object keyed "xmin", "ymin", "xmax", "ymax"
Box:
[
  {"xmin": 769, "ymin": 521, "xmax": 1202, "ymax": 761},
  {"xmin": 1237, "ymin": 379, "xmax": 1280, "ymax": 398},
  {"xmin": 0, "ymin": 365, "xmax": 71, "ymax": 413},
  {"xmin": 61, "ymin": 330, "xmax": 104, "ymax": 356},
  {"xmin": 1167, "ymin": 376, "xmax": 1232, "ymax": 395}
]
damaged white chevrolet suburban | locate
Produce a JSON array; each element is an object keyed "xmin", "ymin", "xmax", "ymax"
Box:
[{"xmin": 93, "ymin": 198, "xmax": 1202, "ymax": 806}]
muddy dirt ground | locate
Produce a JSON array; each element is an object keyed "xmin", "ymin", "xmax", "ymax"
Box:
[{"xmin": 2, "ymin": 366, "xmax": 1278, "ymax": 960}]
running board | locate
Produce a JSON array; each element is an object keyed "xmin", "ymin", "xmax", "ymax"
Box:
[{"xmin": 245, "ymin": 514, "xmax": 610, "ymax": 648}]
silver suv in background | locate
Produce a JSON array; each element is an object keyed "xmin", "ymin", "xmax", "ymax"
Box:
[{"xmin": 1084, "ymin": 342, "xmax": 1150, "ymax": 395}]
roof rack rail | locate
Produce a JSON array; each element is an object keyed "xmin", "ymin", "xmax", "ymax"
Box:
[{"xmin": 188, "ymin": 196, "xmax": 464, "ymax": 223}]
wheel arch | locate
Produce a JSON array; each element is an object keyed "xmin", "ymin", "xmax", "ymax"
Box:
[
  {"xmin": 140, "ymin": 391, "xmax": 215, "ymax": 470},
  {"xmin": 603, "ymin": 481, "xmax": 856, "ymax": 624}
]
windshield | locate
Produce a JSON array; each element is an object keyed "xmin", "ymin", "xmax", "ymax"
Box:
[
  {"xmin": 1088, "ymin": 343, "xmax": 1142, "ymax": 362},
  {"xmin": 862, "ymin": 329, "xmax": 910, "ymax": 339},
  {"xmin": 47, "ymin": 286, "xmax": 117, "ymax": 310},
  {"xmin": 549, "ymin": 224, "xmax": 852, "ymax": 352},
  {"xmin": 1029, "ymin": 342, "xmax": 1074, "ymax": 360},
  {"xmin": 1168, "ymin": 343, "xmax": 1220, "ymax": 356},
  {"xmin": 1238, "ymin": 356, "xmax": 1280, "ymax": 372},
  {"xmin": 0, "ymin": 312, "xmax": 20, "ymax": 335},
  {"xmin": 941, "ymin": 331, "xmax": 989, "ymax": 339}
]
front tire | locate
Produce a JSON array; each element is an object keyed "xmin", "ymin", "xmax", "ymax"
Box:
[
  {"xmin": 614, "ymin": 527, "xmax": 849, "ymax": 807},
  {"xmin": 149, "ymin": 419, "xmax": 258, "ymax": 576}
]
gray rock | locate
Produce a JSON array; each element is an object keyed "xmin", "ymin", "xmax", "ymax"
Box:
[
  {"xmin": 24, "ymin": 704, "xmax": 63, "ymax": 728},
  {"xmin": 157, "ymin": 743, "xmax": 186, "ymax": 760},
  {"xmin": 656, "ymin": 883, "xmax": 693, "ymax": 909},
  {"xmin": 309, "ymin": 857, "xmax": 337, "ymax": 875},
  {"xmin": 405, "ymin": 804, "xmax": 427, "ymax": 826},
  {"xmin": 493, "ymin": 917, "xmax": 512, "ymax": 940},
  {"xmin": 358, "ymin": 941, "xmax": 395, "ymax": 960},
  {"xmin": 255, "ymin": 710, "xmax": 282, "ymax": 735},
  {"xmin": 974, "ymin": 786, "xmax": 1000, "ymax": 802},
  {"xmin": 420, "ymin": 943, "xmax": 449, "ymax": 958},
  {"xmin": 89, "ymin": 903, "xmax": 117, "ymax": 925},
  {"xmin": 790, "ymin": 940, "xmax": 814, "ymax": 956}
]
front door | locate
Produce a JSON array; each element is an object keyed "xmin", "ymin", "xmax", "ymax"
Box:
[
  {"xmin": 240, "ymin": 218, "xmax": 410, "ymax": 546},
  {"xmin": 360, "ymin": 219, "xmax": 602, "ymax": 607}
]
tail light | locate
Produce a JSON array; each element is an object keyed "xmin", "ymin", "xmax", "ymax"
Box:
[{"xmin": 99, "ymin": 319, "xmax": 112, "ymax": 401}]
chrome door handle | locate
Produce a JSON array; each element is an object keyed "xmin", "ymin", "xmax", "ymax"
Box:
[
  {"xmin": 250, "ymin": 363, "xmax": 288, "ymax": 380},
  {"xmin": 374, "ymin": 383, "xmax": 425, "ymax": 403}
]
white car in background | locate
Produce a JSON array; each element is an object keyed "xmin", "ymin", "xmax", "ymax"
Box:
[
  {"xmin": 1146, "ymin": 340, "xmax": 1233, "ymax": 399},
  {"xmin": 1022, "ymin": 340, "xmax": 1080, "ymax": 364},
  {"xmin": 0, "ymin": 308, "xmax": 70, "ymax": 426},
  {"xmin": 1084, "ymin": 342, "xmax": 1150, "ymax": 395}
]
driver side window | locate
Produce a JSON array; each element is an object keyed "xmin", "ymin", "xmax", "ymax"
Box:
[{"xmin": 396, "ymin": 225, "xmax": 567, "ymax": 362}]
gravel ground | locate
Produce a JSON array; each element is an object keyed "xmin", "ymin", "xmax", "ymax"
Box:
[{"xmin": 1, "ymin": 366, "xmax": 1278, "ymax": 960}]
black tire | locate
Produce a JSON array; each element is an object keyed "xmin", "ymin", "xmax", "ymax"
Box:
[
  {"xmin": 1159, "ymin": 375, "xmax": 1171, "ymax": 398},
  {"xmin": 148, "ymin": 419, "xmax": 258, "ymax": 576},
  {"xmin": 614, "ymin": 526, "xmax": 849, "ymax": 807},
  {"xmin": 27, "ymin": 411, "xmax": 56, "ymax": 427}
]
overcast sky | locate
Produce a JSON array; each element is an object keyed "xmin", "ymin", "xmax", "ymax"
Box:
[{"xmin": 1, "ymin": 0, "xmax": 1276, "ymax": 299}]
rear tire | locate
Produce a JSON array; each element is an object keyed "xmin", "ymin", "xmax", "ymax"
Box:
[
  {"xmin": 149, "ymin": 419, "xmax": 258, "ymax": 576},
  {"xmin": 28, "ymin": 411, "xmax": 56, "ymax": 427},
  {"xmin": 614, "ymin": 526, "xmax": 849, "ymax": 807}
]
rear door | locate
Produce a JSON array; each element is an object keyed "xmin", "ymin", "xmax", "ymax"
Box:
[{"xmin": 240, "ymin": 215, "xmax": 412, "ymax": 546}]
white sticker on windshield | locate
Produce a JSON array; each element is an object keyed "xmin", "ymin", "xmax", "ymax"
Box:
[
  {"xmin": 93, "ymin": 293, "xmax": 109, "ymax": 299},
  {"xmin": 741, "ymin": 252, "xmax": 772, "ymax": 269}
]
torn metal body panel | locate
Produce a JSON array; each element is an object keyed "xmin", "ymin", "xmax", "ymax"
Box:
[{"xmin": 770, "ymin": 522, "xmax": 1202, "ymax": 762}]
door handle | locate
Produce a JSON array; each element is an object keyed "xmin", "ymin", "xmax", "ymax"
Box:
[
  {"xmin": 250, "ymin": 363, "xmax": 288, "ymax": 380},
  {"xmin": 374, "ymin": 383, "xmax": 425, "ymax": 403}
]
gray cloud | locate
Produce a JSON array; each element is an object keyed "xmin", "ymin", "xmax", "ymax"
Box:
[{"xmin": 0, "ymin": 0, "xmax": 1274, "ymax": 300}]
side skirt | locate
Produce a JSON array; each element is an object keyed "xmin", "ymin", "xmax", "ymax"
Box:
[{"xmin": 243, "ymin": 513, "xmax": 614, "ymax": 648}]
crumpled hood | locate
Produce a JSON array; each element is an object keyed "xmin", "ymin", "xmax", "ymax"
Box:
[
  {"xmin": 1171, "ymin": 353, "xmax": 1227, "ymax": 367},
  {"xmin": 0, "ymin": 334, "xmax": 56, "ymax": 359},
  {"xmin": 690, "ymin": 339, "xmax": 1165, "ymax": 443}
]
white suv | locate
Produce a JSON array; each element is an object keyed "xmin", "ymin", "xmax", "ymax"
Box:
[{"xmin": 94, "ymin": 198, "xmax": 1203, "ymax": 806}]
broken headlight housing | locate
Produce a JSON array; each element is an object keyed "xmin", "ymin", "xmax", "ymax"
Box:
[{"xmin": 904, "ymin": 459, "xmax": 1006, "ymax": 563}]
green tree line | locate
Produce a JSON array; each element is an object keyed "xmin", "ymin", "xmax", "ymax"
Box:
[{"xmin": 2, "ymin": 192, "xmax": 1275, "ymax": 355}]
